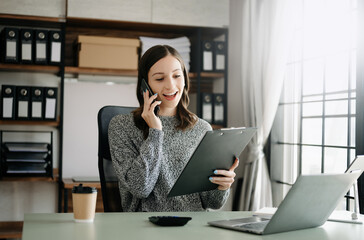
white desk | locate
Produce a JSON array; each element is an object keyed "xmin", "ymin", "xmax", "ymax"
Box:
[{"xmin": 22, "ymin": 211, "xmax": 364, "ymax": 240}]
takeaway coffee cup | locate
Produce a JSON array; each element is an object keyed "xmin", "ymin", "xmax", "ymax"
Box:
[{"xmin": 72, "ymin": 184, "xmax": 97, "ymax": 222}]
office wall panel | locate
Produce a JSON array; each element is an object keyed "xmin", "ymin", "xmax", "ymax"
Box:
[
  {"xmin": 152, "ymin": 0, "xmax": 229, "ymax": 28},
  {"xmin": 62, "ymin": 80, "xmax": 138, "ymax": 179},
  {"xmin": 0, "ymin": 0, "xmax": 66, "ymax": 18},
  {"xmin": 67, "ymin": 0, "xmax": 152, "ymax": 23}
]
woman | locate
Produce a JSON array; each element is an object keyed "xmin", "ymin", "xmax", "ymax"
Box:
[{"xmin": 109, "ymin": 45, "xmax": 239, "ymax": 212}]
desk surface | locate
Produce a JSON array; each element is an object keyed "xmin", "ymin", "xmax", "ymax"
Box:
[{"xmin": 23, "ymin": 211, "xmax": 364, "ymax": 240}]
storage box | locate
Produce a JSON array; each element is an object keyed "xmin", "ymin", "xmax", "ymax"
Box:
[{"xmin": 77, "ymin": 35, "xmax": 140, "ymax": 70}]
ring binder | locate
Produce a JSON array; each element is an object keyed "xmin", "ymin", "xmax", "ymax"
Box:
[
  {"xmin": 16, "ymin": 86, "xmax": 31, "ymax": 120},
  {"xmin": 30, "ymin": 87, "xmax": 44, "ymax": 120},
  {"xmin": 20, "ymin": 29, "xmax": 34, "ymax": 64},
  {"xmin": 202, "ymin": 41, "xmax": 213, "ymax": 71},
  {"xmin": 49, "ymin": 30, "xmax": 62, "ymax": 65},
  {"xmin": 34, "ymin": 30, "xmax": 48, "ymax": 64},
  {"xmin": 213, "ymin": 94, "xmax": 225, "ymax": 125},
  {"xmin": 214, "ymin": 41, "xmax": 226, "ymax": 71},
  {"xmin": 44, "ymin": 87, "xmax": 57, "ymax": 120},
  {"xmin": 1, "ymin": 27, "xmax": 19, "ymax": 63},
  {"xmin": 201, "ymin": 93, "xmax": 213, "ymax": 123},
  {"xmin": 1, "ymin": 85, "xmax": 16, "ymax": 119}
]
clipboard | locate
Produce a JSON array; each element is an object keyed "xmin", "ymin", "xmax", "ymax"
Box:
[{"xmin": 168, "ymin": 127, "xmax": 257, "ymax": 197}]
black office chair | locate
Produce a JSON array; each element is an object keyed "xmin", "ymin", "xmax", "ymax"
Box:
[{"xmin": 97, "ymin": 105, "xmax": 135, "ymax": 212}]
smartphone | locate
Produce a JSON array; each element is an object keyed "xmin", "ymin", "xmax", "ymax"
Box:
[{"xmin": 140, "ymin": 78, "xmax": 160, "ymax": 115}]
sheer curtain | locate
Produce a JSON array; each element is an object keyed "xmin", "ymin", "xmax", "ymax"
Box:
[{"xmin": 229, "ymin": 0, "xmax": 296, "ymax": 210}]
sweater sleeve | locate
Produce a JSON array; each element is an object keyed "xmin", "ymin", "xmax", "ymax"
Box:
[
  {"xmin": 108, "ymin": 116, "xmax": 163, "ymax": 199},
  {"xmin": 200, "ymin": 189, "xmax": 230, "ymax": 210}
]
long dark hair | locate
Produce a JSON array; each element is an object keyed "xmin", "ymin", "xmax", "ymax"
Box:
[{"xmin": 133, "ymin": 45, "xmax": 197, "ymax": 138}]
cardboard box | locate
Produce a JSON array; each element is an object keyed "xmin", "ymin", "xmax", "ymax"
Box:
[{"xmin": 77, "ymin": 35, "xmax": 140, "ymax": 70}]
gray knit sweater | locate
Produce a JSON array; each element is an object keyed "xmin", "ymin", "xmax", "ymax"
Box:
[{"xmin": 108, "ymin": 113, "xmax": 229, "ymax": 212}]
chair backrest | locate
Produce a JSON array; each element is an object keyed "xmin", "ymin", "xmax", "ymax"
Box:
[{"xmin": 97, "ymin": 105, "xmax": 135, "ymax": 212}]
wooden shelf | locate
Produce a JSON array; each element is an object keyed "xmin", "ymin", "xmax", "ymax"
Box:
[
  {"xmin": 65, "ymin": 66, "xmax": 224, "ymax": 79},
  {"xmin": 66, "ymin": 17, "xmax": 198, "ymax": 33},
  {"xmin": 0, "ymin": 169, "xmax": 59, "ymax": 182},
  {"xmin": 0, "ymin": 221, "xmax": 23, "ymax": 239},
  {"xmin": 0, "ymin": 13, "xmax": 65, "ymax": 23},
  {"xmin": 189, "ymin": 72, "xmax": 225, "ymax": 78},
  {"xmin": 1, "ymin": 176, "xmax": 57, "ymax": 182},
  {"xmin": 0, "ymin": 119, "xmax": 60, "ymax": 127},
  {"xmin": 0, "ymin": 63, "xmax": 60, "ymax": 74},
  {"xmin": 65, "ymin": 66, "xmax": 138, "ymax": 77}
]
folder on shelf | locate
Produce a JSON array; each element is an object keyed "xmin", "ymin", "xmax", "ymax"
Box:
[
  {"xmin": 20, "ymin": 29, "xmax": 34, "ymax": 64},
  {"xmin": 214, "ymin": 41, "xmax": 226, "ymax": 71},
  {"xmin": 30, "ymin": 86, "xmax": 44, "ymax": 120},
  {"xmin": 1, "ymin": 27, "xmax": 19, "ymax": 63},
  {"xmin": 201, "ymin": 92, "xmax": 213, "ymax": 124},
  {"xmin": 6, "ymin": 162, "xmax": 48, "ymax": 174},
  {"xmin": 44, "ymin": 87, "xmax": 57, "ymax": 120},
  {"xmin": 16, "ymin": 86, "xmax": 30, "ymax": 119},
  {"xmin": 5, "ymin": 152, "xmax": 48, "ymax": 163},
  {"xmin": 1, "ymin": 85, "xmax": 16, "ymax": 119},
  {"xmin": 4, "ymin": 142, "xmax": 49, "ymax": 153},
  {"xmin": 202, "ymin": 41, "xmax": 213, "ymax": 71},
  {"xmin": 213, "ymin": 93, "xmax": 225, "ymax": 125},
  {"xmin": 48, "ymin": 30, "xmax": 62, "ymax": 65},
  {"xmin": 34, "ymin": 30, "xmax": 48, "ymax": 64}
]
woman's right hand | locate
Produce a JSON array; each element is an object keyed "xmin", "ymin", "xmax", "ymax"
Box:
[{"xmin": 141, "ymin": 90, "xmax": 162, "ymax": 130}]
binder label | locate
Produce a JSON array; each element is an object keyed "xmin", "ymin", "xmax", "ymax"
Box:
[
  {"xmin": 18, "ymin": 100, "xmax": 29, "ymax": 117},
  {"xmin": 3, "ymin": 98, "xmax": 13, "ymax": 118},
  {"xmin": 22, "ymin": 43, "xmax": 32, "ymax": 60},
  {"xmin": 36, "ymin": 43, "xmax": 47, "ymax": 60},
  {"xmin": 32, "ymin": 102, "xmax": 42, "ymax": 118},
  {"xmin": 6, "ymin": 41, "xmax": 17, "ymax": 58},
  {"xmin": 45, "ymin": 98, "xmax": 56, "ymax": 119},
  {"xmin": 51, "ymin": 42, "xmax": 61, "ymax": 62},
  {"xmin": 203, "ymin": 51, "xmax": 213, "ymax": 71},
  {"xmin": 214, "ymin": 104, "xmax": 224, "ymax": 124},
  {"xmin": 202, "ymin": 103, "xmax": 212, "ymax": 123},
  {"xmin": 216, "ymin": 54, "xmax": 225, "ymax": 70}
]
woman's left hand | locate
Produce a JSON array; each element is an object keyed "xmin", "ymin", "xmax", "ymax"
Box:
[{"xmin": 209, "ymin": 158, "xmax": 239, "ymax": 191}]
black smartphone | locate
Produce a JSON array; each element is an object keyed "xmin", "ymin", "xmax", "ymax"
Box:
[{"xmin": 140, "ymin": 78, "xmax": 160, "ymax": 115}]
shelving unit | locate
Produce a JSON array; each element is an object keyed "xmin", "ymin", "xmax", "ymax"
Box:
[
  {"xmin": 0, "ymin": 63, "xmax": 60, "ymax": 74},
  {"xmin": 0, "ymin": 119, "xmax": 60, "ymax": 127},
  {"xmin": 0, "ymin": 14, "xmax": 66, "ymax": 218}
]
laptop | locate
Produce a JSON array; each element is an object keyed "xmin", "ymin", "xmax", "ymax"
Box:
[{"xmin": 208, "ymin": 172, "xmax": 361, "ymax": 235}]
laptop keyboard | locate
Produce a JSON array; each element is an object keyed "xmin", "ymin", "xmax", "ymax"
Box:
[{"xmin": 236, "ymin": 220, "xmax": 269, "ymax": 231}]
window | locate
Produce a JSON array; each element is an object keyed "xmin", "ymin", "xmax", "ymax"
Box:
[{"xmin": 270, "ymin": 0, "xmax": 358, "ymax": 211}]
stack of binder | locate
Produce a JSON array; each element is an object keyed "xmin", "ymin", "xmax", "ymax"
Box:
[
  {"xmin": 1, "ymin": 142, "xmax": 52, "ymax": 176},
  {"xmin": 0, "ymin": 27, "xmax": 63, "ymax": 65},
  {"xmin": 139, "ymin": 36, "xmax": 191, "ymax": 71},
  {"xmin": 201, "ymin": 93, "xmax": 225, "ymax": 126},
  {"xmin": 201, "ymin": 40, "xmax": 227, "ymax": 72},
  {"xmin": 1, "ymin": 84, "xmax": 58, "ymax": 121}
]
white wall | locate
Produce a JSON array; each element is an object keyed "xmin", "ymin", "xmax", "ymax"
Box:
[
  {"xmin": 62, "ymin": 79, "xmax": 138, "ymax": 179},
  {"xmin": 0, "ymin": 0, "xmax": 66, "ymax": 18}
]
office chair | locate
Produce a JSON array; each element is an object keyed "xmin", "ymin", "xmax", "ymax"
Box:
[{"xmin": 97, "ymin": 105, "xmax": 136, "ymax": 212}]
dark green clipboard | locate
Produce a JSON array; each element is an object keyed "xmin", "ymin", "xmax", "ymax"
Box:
[{"xmin": 167, "ymin": 127, "xmax": 257, "ymax": 197}]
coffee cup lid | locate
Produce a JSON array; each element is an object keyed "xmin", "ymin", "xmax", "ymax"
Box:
[{"xmin": 72, "ymin": 184, "xmax": 97, "ymax": 193}]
